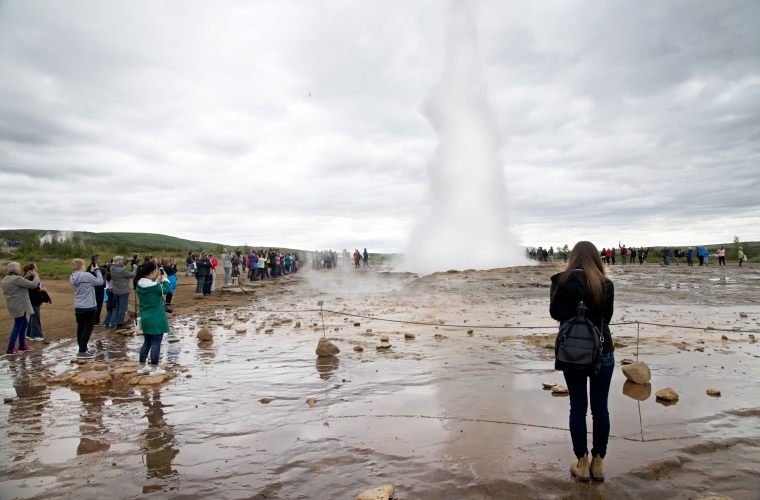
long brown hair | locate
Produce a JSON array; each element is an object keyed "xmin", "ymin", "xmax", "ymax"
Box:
[{"xmin": 551, "ymin": 241, "xmax": 608, "ymax": 308}]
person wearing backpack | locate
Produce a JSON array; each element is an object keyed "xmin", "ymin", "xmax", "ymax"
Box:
[{"xmin": 549, "ymin": 241, "xmax": 615, "ymax": 482}]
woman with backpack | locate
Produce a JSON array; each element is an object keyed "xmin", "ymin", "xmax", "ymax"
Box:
[
  {"xmin": 549, "ymin": 241, "xmax": 615, "ymax": 482},
  {"xmin": 134, "ymin": 260, "xmax": 170, "ymax": 376}
]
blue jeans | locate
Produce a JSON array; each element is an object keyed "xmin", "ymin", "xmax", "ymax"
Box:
[
  {"xmin": 94, "ymin": 287, "xmax": 105, "ymax": 324},
  {"xmin": 195, "ymin": 275, "xmax": 205, "ymax": 294},
  {"xmin": 224, "ymin": 267, "xmax": 231, "ymax": 285},
  {"xmin": 8, "ymin": 315, "xmax": 28, "ymax": 351},
  {"xmin": 114, "ymin": 293, "xmax": 130, "ymax": 327},
  {"xmin": 27, "ymin": 305, "xmax": 43, "ymax": 339},
  {"xmin": 139, "ymin": 334, "xmax": 164, "ymax": 366},
  {"xmin": 704, "ymin": 256, "xmax": 709, "ymax": 267},
  {"xmin": 563, "ymin": 353, "xmax": 615, "ymax": 459},
  {"xmin": 665, "ymin": 256, "xmax": 670, "ymax": 265}
]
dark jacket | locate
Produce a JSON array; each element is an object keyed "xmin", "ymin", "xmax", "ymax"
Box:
[
  {"xmin": 27, "ymin": 275, "xmax": 44, "ymax": 306},
  {"xmin": 196, "ymin": 258, "xmax": 211, "ymax": 277},
  {"xmin": 550, "ymin": 269, "xmax": 615, "ymax": 354}
]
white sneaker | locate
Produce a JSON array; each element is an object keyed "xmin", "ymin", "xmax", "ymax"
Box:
[
  {"xmin": 136, "ymin": 365, "xmax": 148, "ymax": 374},
  {"xmin": 149, "ymin": 367, "xmax": 166, "ymax": 376}
]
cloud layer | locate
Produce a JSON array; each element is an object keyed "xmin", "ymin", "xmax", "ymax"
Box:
[{"xmin": 1, "ymin": 0, "xmax": 758, "ymax": 251}]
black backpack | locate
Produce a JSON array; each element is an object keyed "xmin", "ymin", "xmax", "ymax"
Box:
[{"xmin": 554, "ymin": 301, "xmax": 604, "ymax": 375}]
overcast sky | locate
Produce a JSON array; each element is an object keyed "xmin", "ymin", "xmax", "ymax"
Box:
[{"xmin": 1, "ymin": 0, "xmax": 758, "ymax": 252}]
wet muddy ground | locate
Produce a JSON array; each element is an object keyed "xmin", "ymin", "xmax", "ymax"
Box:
[{"xmin": 2, "ymin": 263, "xmax": 760, "ymax": 499}]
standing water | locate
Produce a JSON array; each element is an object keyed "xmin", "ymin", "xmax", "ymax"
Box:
[{"xmin": 406, "ymin": 0, "xmax": 525, "ymax": 273}]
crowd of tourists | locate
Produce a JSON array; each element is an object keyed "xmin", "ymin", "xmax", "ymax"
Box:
[
  {"xmin": 185, "ymin": 248, "xmax": 301, "ymax": 295},
  {"xmin": 315, "ymin": 248, "xmax": 369, "ymax": 269},
  {"xmin": 532, "ymin": 242, "xmax": 750, "ymax": 267},
  {"xmin": 0, "ymin": 240, "xmax": 22, "ymax": 248}
]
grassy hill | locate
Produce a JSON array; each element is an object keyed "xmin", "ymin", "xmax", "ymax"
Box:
[{"xmin": 0, "ymin": 229, "xmax": 226, "ymax": 252}]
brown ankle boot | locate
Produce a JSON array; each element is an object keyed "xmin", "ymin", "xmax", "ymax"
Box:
[
  {"xmin": 590, "ymin": 455, "xmax": 605, "ymax": 481},
  {"xmin": 570, "ymin": 453, "xmax": 590, "ymax": 481}
]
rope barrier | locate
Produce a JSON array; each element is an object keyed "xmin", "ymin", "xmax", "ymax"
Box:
[{"xmin": 249, "ymin": 307, "xmax": 760, "ymax": 334}]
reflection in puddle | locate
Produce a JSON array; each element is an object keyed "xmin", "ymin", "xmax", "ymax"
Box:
[
  {"xmin": 315, "ymin": 356, "xmax": 340, "ymax": 380},
  {"xmin": 141, "ymin": 388, "xmax": 179, "ymax": 479}
]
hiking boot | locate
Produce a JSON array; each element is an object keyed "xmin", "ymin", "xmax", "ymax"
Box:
[
  {"xmin": 570, "ymin": 453, "xmax": 591, "ymax": 481},
  {"xmin": 148, "ymin": 367, "xmax": 166, "ymax": 376},
  {"xmin": 77, "ymin": 351, "xmax": 96, "ymax": 359},
  {"xmin": 19, "ymin": 345, "xmax": 35, "ymax": 352},
  {"xmin": 164, "ymin": 304, "xmax": 173, "ymax": 314},
  {"xmin": 590, "ymin": 455, "xmax": 605, "ymax": 481},
  {"xmin": 6, "ymin": 349, "xmax": 23, "ymax": 355}
]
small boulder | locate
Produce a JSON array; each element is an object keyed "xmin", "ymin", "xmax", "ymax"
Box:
[
  {"xmin": 48, "ymin": 370, "xmax": 77, "ymax": 383},
  {"xmin": 235, "ymin": 328, "xmax": 247, "ymax": 334},
  {"xmin": 380, "ymin": 335, "xmax": 389, "ymax": 341},
  {"xmin": 260, "ymin": 397, "xmax": 273, "ymax": 404},
  {"xmin": 434, "ymin": 333, "xmax": 443, "ymax": 338},
  {"xmin": 467, "ymin": 329, "xmax": 474, "ymax": 335},
  {"xmin": 706, "ymin": 388, "xmax": 721, "ymax": 397},
  {"xmin": 356, "ymin": 485, "xmax": 394, "ymax": 500},
  {"xmin": 71, "ymin": 371, "xmax": 112, "ymax": 386},
  {"xmin": 622, "ymin": 361, "xmax": 651, "ymax": 385},
  {"xmin": 306, "ymin": 397, "xmax": 317, "ymax": 407},
  {"xmin": 295, "ymin": 322, "xmax": 301, "ymax": 328},
  {"xmin": 264, "ymin": 329, "xmax": 274, "ymax": 334},
  {"xmin": 542, "ymin": 382, "xmax": 557, "ymax": 389},
  {"xmin": 551, "ymin": 385, "xmax": 568, "ymax": 394},
  {"xmin": 316, "ymin": 337, "xmax": 340, "ymax": 357},
  {"xmin": 366, "ymin": 329, "xmax": 373, "ymax": 333},
  {"xmin": 195, "ymin": 293, "xmax": 204, "ymax": 299},
  {"xmin": 655, "ymin": 387, "xmax": 679, "ymax": 401},
  {"xmin": 721, "ymin": 335, "xmax": 729, "ymax": 340},
  {"xmin": 404, "ymin": 333, "xmax": 416, "ymax": 339},
  {"xmin": 376, "ymin": 343, "xmax": 391, "ymax": 349},
  {"xmin": 79, "ymin": 363, "xmax": 108, "ymax": 372},
  {"xmin": 544, "ymin": 343, "xmax": 554, "ymax": 349},
  {"xmin": 353, "ymin": 346, "xmax": 364, "ymax": 352},
  {"xmin": 354, "ymin": 322, "xmax": 361, "ymax": 327},
  {"xmin": 196, "ymin": 327, "xmax": 213, "ymax": 341}
]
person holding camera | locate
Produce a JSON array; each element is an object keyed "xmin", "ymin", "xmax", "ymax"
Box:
[
  {"xmin": 70, "ymin": 258, "xmax": 104, "ymax": 358},
  {"xmin": 24, "ymin": 262, "xmax": 49, "ymax": 341},
  {"xmin": 134, "ymin": 261, "xmax": 170, "ymax": 376},
  {"xmin": 162, "ymin": 258, "xmax": 178, "ymax": 313},
  {"xmin": 90, "ymin": 254, "xmax": 107, "ymax": 324},
  {"xmin": 110, "ymin": 256, "xmax": 137, "ymax": 329},
  {"xmin": 3, "ymin": 262, "xmax": 40, "ymax": 354}
]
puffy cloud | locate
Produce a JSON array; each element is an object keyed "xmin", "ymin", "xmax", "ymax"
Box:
[{"xmin": 0, "ymin": 0, "xmax": 758, "ymax": 251}]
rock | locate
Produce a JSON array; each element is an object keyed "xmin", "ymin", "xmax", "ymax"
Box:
[
  {"xmin": 620, "ymin": 358, "xmax": 635, "ymax": 365},
  {"xmin": 749, "ymin": 334, "xmax": 756, "ymax": 339},
  {"xmin": 49, "ymin": 370, "xmax": 77, "ymax": 383},
  {"xmin": 404, "ymin": 333, "xmax": 415, "ymax": 339},
  {"xmin": 260, "ymin": 397, "xmax": 273, "ymax": 404},
  {"xmin": 380, "ymin": 335, "xmax": 389, "ymax": 341},
  {"xmin": 186, "ymin": 374, "xmax": 192, "ymax": 378},
  {"xmin": 195, "ymin": 293, "xmax": 204, "ymax": 299},
  {"xmin": 264, "ymin": 328, "xmax": 274, "ymax": 334},
  {"xmin": 354, "ymin": 322, "xmax": 361, "ymax": 327},
  {"xmin": 70, "ymin": 358, "xmax": 88, "ymax": 365},
  {"xmin": 353, "ymin": 346, "xmax": 364, "ymax": 352},
  {"xmin": 3, "ymin": 397, "xmax": 13, "ymax": 404},
  {"xmin": 551, "ymin": 385, "xmax": 569, "ymax": 394},
  {"xmin": 316, "ymin": 337, "xmax": 340, "ymax": 357},
  {"xmin": 700, "ymin": 496, "xmax": 734, "ymax": 500},
  {"xmin": 129, "ymin": 374, "xmax": 166, "ymax": 385},
  {"xmin": 366, "ymin": 329, "xmax": 373, "ymax": 333},
  {"xmin": 740, "ymin": 313, "xmax": 748, "ymax": 318},
  {"xmin": 544, "ymin": 343, "xmax": 554, "ymax": 349},
  {"xmin": 621, "ymin": 361, "xmax": 652, "ymax": 385},
  {"xmin": 542, "ymin": 382, "xmax": 557, "ymax": 389},
  {"xmin": 196, "ymin": 327, "xmax": 213, "ymax": 341},
  {"xmin": 376, "ymin": 343, "xmax": 391, "ymax": 349},
  {"xmin": 706, "ymin": 388, "xmax": 721, "ymax": 396},
  {"xmin": 71, "ymin": 371, "xmax": 112, "ymax": 386},
  {"xmin": 272, "ymin": 322, "xmax": 281, "ymax": 327},
  {"xmin": 434, "ymin": 333, "xmax": 443, "ymax": 338},
  {"xmin": 655, "ymin": 387, "xmax": 679, "ymax": 401},
  {"xmin": 306, "ymin": 397, "xmax": 317, "ymax": 406},
  {"xmin": 111, "ymin": 367, "xmax": 141, "ymax": 379},
  {"xmin": 356, "ymin": 485, "xmax": 394, "ymax": 500},
  {"xmin": 613, "ymin": 342, "xmax": 628, "ymax": 348},
  {"xmin": 223, "ymin": 322, "xmax": 233, "ymax": 329},
  {"xmin": 467, "ymin": 329, "xmax": 473, "ymax": 335},
  {"xmin": 721, "ymin": 335, "xmax": 728, "ymax": 340},
  {"xmin": 235, "ymin": 328, "xmax": 247, "ymax": 334},
  {"xmin": 79, "ymin": 363, "xmax": 108, "ymax": 372},
  {"xmin": 622, "ymin": 380, "xmax": 651, "ymax": 401},
  {"xmin": 295, "ymin": 322, "xmax": 301, "ymax": 328}
]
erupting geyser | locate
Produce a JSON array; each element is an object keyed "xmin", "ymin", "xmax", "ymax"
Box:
[{"xmin": 406, "ymin": 0, "xmax": 526, "ymax": 273}]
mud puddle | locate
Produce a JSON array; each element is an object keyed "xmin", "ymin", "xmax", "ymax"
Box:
[{"xmin": 1, "ymin": 264, "xmax": 760, "ymax": 498}]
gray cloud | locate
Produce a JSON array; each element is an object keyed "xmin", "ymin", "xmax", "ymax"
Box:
[{"xmin": 0, "ymin": 0, "xmax": 758, "ymax": 252}]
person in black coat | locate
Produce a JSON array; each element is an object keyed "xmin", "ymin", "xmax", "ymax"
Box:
[{"xmin": 549, "ymin": 241, "xmax": 615, "ymax": 482}]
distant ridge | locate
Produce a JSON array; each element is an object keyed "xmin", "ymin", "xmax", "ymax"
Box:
[{"xmin": 0, "ymin": 229, "xmax": 230, "ymax": 251}]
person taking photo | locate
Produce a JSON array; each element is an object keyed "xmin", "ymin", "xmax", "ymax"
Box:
[{"xmin": 3, "ymin": 262, "xmax": 40, "ymax": 355}]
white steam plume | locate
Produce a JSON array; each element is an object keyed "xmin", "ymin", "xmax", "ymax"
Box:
[{"xmin": 405, "ymin": 0, "xmax": 527, "ymax": 273}]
